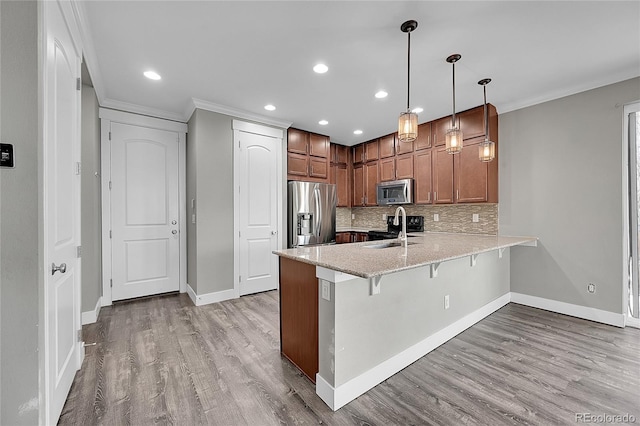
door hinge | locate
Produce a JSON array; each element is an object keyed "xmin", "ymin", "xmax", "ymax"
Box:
[
  {"xmin": 109, "ymin": 230, "xmax": 112, "ymax": 239},
  {"xmin": 76, "ymin": 246, "xmax": 82, "ymax": 258},
  {"xmin": 110, "ymin": 278, "xmax": 113, "ymax": 288},
  {"xmin": 77, "ymin": 329, "xmax": 82, "ymax": 342},
  {"xmin": 76, "ymin": 78, "xmax": 81, "ymax": 91},
  {"xmin": 239, "ymin": 275, "xmax": 242, "ymax": 282},
  {"xmin": 75, "ymin": 162, "xmax": 81, "ymax": 175},
  {"xmin": 109, "ymin": 131, "xmax": 112, "ymax": 141},
  {"xmin": 238, "ymin": 140, "xmax": 241, "ymax": 149},
  {"xmin": 239, "ymin": 231, "xmax": 241, "ymax": 238},
  {"xmin": 109, "ymin": 181, "xmax": 112, "ymax": 190}
]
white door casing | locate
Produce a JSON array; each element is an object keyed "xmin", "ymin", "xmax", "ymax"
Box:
[
  {"xmin": 110, "ymin": 123, "xmax": 180, "ymax": 301},
  {"xmin": 42, "ymin": 1, "xmax": 83, "ymax": 423},
  {"xmin": 100, "ymin": 109, "xmax": 187, "ymax": 305},
  {"xmin": 233, "ymin": 121, "xmax": 283, "ymax": 296}
]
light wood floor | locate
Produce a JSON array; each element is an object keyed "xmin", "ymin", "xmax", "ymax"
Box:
[{"xmin": 59, "ymin": 291, "xmax": 640, "ymax": 425}]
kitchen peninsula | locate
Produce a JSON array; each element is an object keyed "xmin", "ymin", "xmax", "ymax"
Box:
[{"xmin": 274, "ymin": 232, "xmax": 537, "ymax": 411}]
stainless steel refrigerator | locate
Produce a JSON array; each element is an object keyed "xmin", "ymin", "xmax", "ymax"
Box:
[{"xmin": 287, "ymin": 181, "xmax": 336, "ymax": 248}]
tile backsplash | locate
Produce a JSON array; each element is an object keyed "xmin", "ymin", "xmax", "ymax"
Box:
[{"xmin": 337, "ymin": 204, "xmax": 498, "ymax": 235}]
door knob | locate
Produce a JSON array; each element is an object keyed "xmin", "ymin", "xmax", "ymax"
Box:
[
  {"xmin": 171, "ymin": 220, "xmax": 177, "ymax": 225},
  {"xmin": 51, "ymin": 262, "xmax": 67, "ymax": 275},
  {"xmin": 271, "ymin": 231, "xmax": 277, "ymax": 235},
  {"xmin": 172, "ymin": 230, "xmax": 178, "ymax": 235}
]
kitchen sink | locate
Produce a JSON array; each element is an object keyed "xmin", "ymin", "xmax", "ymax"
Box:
[{"xmin": 362, "ymin": 241, "xmax": 418, "ymax": 249}]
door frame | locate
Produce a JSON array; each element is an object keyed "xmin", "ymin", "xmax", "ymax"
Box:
[
  {"xmin": 232, "ymin": 120, "xmax": 284, "ymax": 297},
  {"xmin": 99, "ymin": 108, "xmax": 188, "ymax": 306}
]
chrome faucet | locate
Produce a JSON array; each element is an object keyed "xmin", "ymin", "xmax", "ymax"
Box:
[{"xmin": 393, "ymin": 206, "xmax": 407, "ymax": 248}]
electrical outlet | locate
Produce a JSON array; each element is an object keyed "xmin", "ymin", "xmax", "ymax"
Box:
[
  {"xmin": 322, "ymin": 281, "xmax": 331, "ymax": 301},
  {"xmin": 444, "ymin": 295, "xmax": 450, "ymax": 310},
  {"xmin": 383, "ymin": 214, "xmax": 387, "ymax": 221},
  {"xmin": 472, "ymin": 214, "xmax": 479, "ymax": 223},
  {"xmin": 434, "ymin": 214, "xmax": 440, "ymax": 222},
  {"xmin": 191, "ymin": 214, "xmax": 196, "ymax": 224},
  {"xmin": 587, "ymin": 283, "xmax": 596, "ymax": 294},
  {"xmin": 351, "ymin": 214, "xmax": 355, "ymax": 220}
]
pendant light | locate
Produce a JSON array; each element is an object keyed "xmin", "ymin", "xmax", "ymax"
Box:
[
  {"xmin": 478, "ymin": 78, "xmax": 496, "ymax": 162},
  {"xmin": 398, "ymin": 20, "xmax": 418, "ymax": 143},
  {"xmin": 445, "ymin": 54, "xmax": 463, "ymax": 154}
]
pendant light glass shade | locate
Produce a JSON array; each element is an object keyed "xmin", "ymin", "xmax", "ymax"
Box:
[
  {"xmin": 445, "ymin": 54, "xmax": 463, "ymax": 154},
  {"xmin": 478, "ymin": 78, "xmax": 496, "ymax": 162},
  {"xmin": 398, "ymin": 111, "xmax": 418, "ymax": 142},
  {"xmin": 398, "ymin": 20, "xmax": 418, "ymax": 143}
]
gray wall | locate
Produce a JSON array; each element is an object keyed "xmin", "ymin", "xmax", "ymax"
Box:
[
  {"xmin": 499, "ymin": 77, "xmax": 640, "ymax": 314},
  {"xmin": 81, "ymin": 84, "xmax": 102, "ymax": 312},
  {"xmin": 0, "ymin": 1, "xmax": 40, "ymax": 424},
  {"xmin": 187, "ymin": 109, "xmax": 234, "ymax": 295}
]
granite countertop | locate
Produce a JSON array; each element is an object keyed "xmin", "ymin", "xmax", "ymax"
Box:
[{"xmin": 273, "ymin": 232, "xmax": 537, "ymax": 279}]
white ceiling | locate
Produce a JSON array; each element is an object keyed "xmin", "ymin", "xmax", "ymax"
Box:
[{"xmin": 79, "ymin": 1, "xmax": 640, "ymax": 146}]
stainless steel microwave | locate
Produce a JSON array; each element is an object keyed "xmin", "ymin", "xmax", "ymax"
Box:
[{"xmin": 376, "ymin": 179, "xmax": 414, "ymax": 205}]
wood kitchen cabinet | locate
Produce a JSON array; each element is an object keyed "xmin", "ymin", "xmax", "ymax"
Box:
[
  {"xmin": 459, "ymin": 107, "xmax": 486, "ymax": 141},
  {"xmin": 364, "ymin": 139, "xmax": 379, "ymax": 162},
  {"xmin": 280, "ymin": 257, "xmax": 318, "ymax": 383},
  {"xmin": 396, "ymin": 134, "xmax": 414, "ymax": 155},
  {"xmin": 433, "ymin": 116, "xmax": 458, "ymax": 147},
  {"xmin": 352, "ymin": 164, "xmax": 364, "ymax": 206},
  {"xmin": 396, "ymin": 154, "xmax": 413, "ymax": 179},
  {"xmin": 331, "ymin": 143, "xmax": 349, "ymax": 164},
  {"xmin": 414, "ymin": 150, "xmax": 433, "ymax": 204},
  {"xmin": 379, "ymin": 157, "xmax": 395, "ymax": 182},
  {"xmin": 379, "ymin": 134, "xmax": 396, "ymax": 158},
  {"xmin": 352, "ymin": 144, "xmax": 364, "ymax": 164},
  {"xmin": 415, "ymin": 122, "xmax": 432, "ymax": 151},
  {"xmin": 364, "ymin": 162, "xmax": 378, "ymax": 206},
  {"xmin": 330, "ymin": 164, "xmax": 350, "ymax": 207},
  {"xmin": 353, "ymin": 232, "xmax": 369, "ymax": 242},
  {"xmin": 335, "ymin": 232, "xmax": 352, "ymax": 244},
  {"xmin": 287, "ymin": 128, "xmax": 330, "ymax": 182},
  {"xmin": 454, "ymin": 138, "xmax": 488, "ymax": 203},
  {"xmin": 433, "ymin": 146, "xmax": 454, "ymax": 204}
]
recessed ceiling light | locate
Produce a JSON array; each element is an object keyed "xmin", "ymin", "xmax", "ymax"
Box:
[
  {"xmin": 264, "ymin": 104, "xmax": 276, "ymax": 111},
  {"xmin": 353, "ymin": 130, "xmax": 363, "ymax": 135},
  {"xmin": 319, "ymin": 120, "xmax": 329, "ymax": 125},
  {"xmin": 412, "ymin": 107, "xmax": 423, "ymax": 114},
  {"xmin": 313, "ymin": 64, "xmax": 329, "ymax": 74},
  {"xmin": 143, "ymin": 70, "xmax": 161, "ymax": 80},
  {"xmin": 375, "ymin": 91, "xmax": 388, "ymax": 99}
]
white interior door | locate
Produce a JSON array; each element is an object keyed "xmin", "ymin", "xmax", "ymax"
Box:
[
  {"xmin": 238, "ymin": 130, "xmax": 280, "ymax": 295},
  {"xmin": 44, "ymin": 1, "xmax": 82, "ymax": 423},
  {"xmin": 110, "ymin": 123, "xmax": 180, "ymax": 301}
]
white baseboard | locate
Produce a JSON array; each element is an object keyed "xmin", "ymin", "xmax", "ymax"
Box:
[
  {"xmin": 317, "ymin": 293, "xmax": 511, "ymax": 411},
  {"xmin": 510, "ymin": 292, "xmax": 625, "ymax": 328},
  {"xmin": 186, "ymin": 284, "xmax": 236, "ymax": 307},
  {"xmin": 625, "ymin": 315, "xmax": 640, "ymax": 328},
  {"xmin": 81, "ymin": 297, "xmax": 102, "ymax": 325}
]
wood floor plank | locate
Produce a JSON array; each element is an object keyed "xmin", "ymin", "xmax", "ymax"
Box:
[{"xmin": 59, "ymin": 293, "xmax": 640, "ymax": 426}]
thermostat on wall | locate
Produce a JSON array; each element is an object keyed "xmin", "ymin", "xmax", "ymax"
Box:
[{"xmin": 0, "ymin": 143, "xmax": 15, "ymax": 168}]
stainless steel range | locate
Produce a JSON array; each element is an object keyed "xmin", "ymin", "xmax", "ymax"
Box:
[{"xmin": 367, "ymin": 215, "xmax": 424, "ymax": 240}]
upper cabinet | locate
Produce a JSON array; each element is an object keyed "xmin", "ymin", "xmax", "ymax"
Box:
[
  {"xmin": 365, "ymin": 139, "xmax": 379, "ymax": 162},
  {"xmin": 379, "ymin": 134, "xmax": 396, "ymax": 158},
  {"xmin": 433, "ymin": 116, "xmax": 458, "ymax": 147},
  {"xmin": 415, "ymin": 122, "xmax": 432, "ymax": 151},
  {"xmin": 331, "ymin": 144, "xmax": 349, "ymax": 164},
  {"xmin": 458, "ymin": 107, "xmax": 485, "ymax": 141},
  {"xmin": 287, "ymin": 128, "xmax": 329, "ymax": 182},
  {"xmin": 330, "ymin": 143, "xmax": 350, "ymax": 207}
]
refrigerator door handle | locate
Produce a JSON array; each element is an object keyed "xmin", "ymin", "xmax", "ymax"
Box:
[{"xmin": 313, "ymin": 186, "xmax": 322, "ymax": 239}]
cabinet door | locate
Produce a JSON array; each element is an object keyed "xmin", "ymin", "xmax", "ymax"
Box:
[
  {"xmin": 415, "ymin": 122, "xmax": 432, "ymax": 150},
  {"xmin": 336, "ymin": 232, "xmax": 351, "ymax": 244},
  {"xmin": 310, "ymin": 133, "xmax": 329, "ymax": 158},
  {"xmin": 414, "ymin": 150, "xmax": 432, "ymax": 204},
  {"xmin": 396, "ymin": 133, "xmax": 414, "ymax": 155},
  {"xmin": 365, "ymin": 139, "xmax": 379, "ymax": 162},
  {"xmin": 309, "ymin": 156, "xmax": 328, "ymax": 179},
  {"xmin": 364, "ymin": 161, "xmax": 379, "ymax": 206},
  {"xmin": 455, "ymin": 139, "xmax": 488, "ymax": 203},
  {"xmin": 352, "ymin": 164, "xmax": 364, "ymax": 206},
  {"xmin": 433, "ymin": 116, "xmax": 458, "ymax": 147},
  {"xmin": 459, "ymin": 107, "xmax": 485, "ymax": 141},
  {"xmin": 335, "ymin": 144, "xmax": 348, "ymax": 164},
  {"xmin": 396, "ymin": 154, "xmax": 413, "ymax": 179},
  {"xmin": 355, "ymin": 232, "xmax": 368, "ymax": 242},
  {"xmin": 379, "ymin": 157, "xmax": 396, "ymax": 182},
  {"xmin": 335, "ymin": 164, "xmax": 350, "ymax": 207},
  {"xmin": 379, "ymin": 134, "xmax": 396, "ymax": 158},
  {"xmin": 288, "ymin": 128, "xmax": 309, "ymax": 154},
  {"xmin": 353, "ymin": 144, "xmax": 364, "ymax": 164},
  {"xmin": 287, "ymin": 152, "xmax": 308, "ymax": 177},
  {"xmin": 433, "ymin": 147, "xmax": 454, "ymax": 203}
]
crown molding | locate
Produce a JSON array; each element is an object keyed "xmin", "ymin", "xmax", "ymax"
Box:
[
  {"xmin": 101, "ymin": 98, "xmax": 186, "ymax": 123},
  {"xmin": 188, "ymin": 98, "xmax": 292, "ymax": 129}
]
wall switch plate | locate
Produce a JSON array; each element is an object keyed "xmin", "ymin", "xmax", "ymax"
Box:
[
  {"xmin": 351, "ymin": 214, "xmax": 355, "ymax": 220},
  {"xmin": 587, "ymin": 283, "xmax": 596, "ymax": 294},
  {"xmin": 472, "ymin": 214, "xmax": 479, "ymax": 223},
  {"xmin": 444, "ymin": 295, "xmax": 450, "ymax": 309},
  {"xmin": 382, "ymin": 214, "xmax": 387, "ymax": 221},
  {"xmin": 191, "ymin": 214, "xmax": 196, "ymax": 224},
  {"xmin": 321, "ymin": 281, "xmax": 331, "ymax": 301},
  {"xmin": 434, "ymin": 214, "xmax": 440, "ymax": 222},
  {"xmin": 0, "ymin": 143, "xmax": 15, "ymax": 168}
]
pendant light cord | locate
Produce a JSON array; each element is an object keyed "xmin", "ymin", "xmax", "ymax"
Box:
[
  {"xmin": 451, "ymin": 61, "xmax": 456, "ymax": 127},
  {"xmin": 406, "ymin": 30, "xmax": 411, "ymax": 112},
  {"xmin": 483, "ymin": 85, "xmax": 489, "ymax": 141}
]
